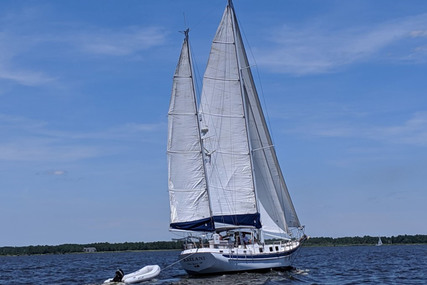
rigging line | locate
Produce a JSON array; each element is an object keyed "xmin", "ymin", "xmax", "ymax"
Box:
[
  {"xmin": 237, "ymin": 15, "xmax": 297, "ymax": 230},
  {"xmin": 230, "ymin": 6, "xmax": 284, "ymax": 232},
  {"xmin": 185, "ymin": 4, "xmax": 220, "ymax": 35},
  {"xmin": 200, "ymin": 85, "xmax": 234, "ymax": 222},
  {"xmin": 187, "ymin": 36, "xmax": 202, "ymax": 102},
  {"xmin": 236, "ymin": 11, "xmax": 276, "ymax": 146},
  {"xmin": 182, "ymin": 4, "xmax": 226, "ymax": 98},
  {"xmin": 201, "ymin": 58, "xmax": 237, "ymax": 223},
  {"xmin": 189, "ymin": 31, "xmax": 215, "ymax": 227},
  {"xmin": 161, "ymin": 248, "xmax": 199, "ymax": 272},
  {"xmin": 231, "ymin": 3, "xmax": 259, "ymax": 219},
  {"xmin": 182, "ymin": 12, "xmax": 188, "ymax": 30},
  {"xmin": 252, "ymin": 145, "xmax": 274, "ymax": 152},
  {"xmin": 245, "ymin": 85, "xmax": 287, "ymax": 234}
]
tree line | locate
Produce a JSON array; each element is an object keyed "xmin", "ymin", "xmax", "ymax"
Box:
[
  {"xmin": 0, "ymin": 241, "xmax": 184, "ymax": 256},
  {"xmin": 303, "ymin": 234, "xmax": 427, "ymax": 247},
  {"xmin": 1, "ymin": 235, "xmax": 426, "ymax": 256}
]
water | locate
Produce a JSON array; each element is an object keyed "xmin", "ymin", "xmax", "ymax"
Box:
[{"xmin": 1, "ymin": 245, "xmax": 426, "ymax": 284}]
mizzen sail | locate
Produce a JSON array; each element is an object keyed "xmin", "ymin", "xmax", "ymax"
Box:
[{"xmin": 168, "ymin": 30, "xmax": 213, "ymax": 231}]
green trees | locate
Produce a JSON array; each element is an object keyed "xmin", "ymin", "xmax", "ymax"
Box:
[
  {"xmin": 0, "ymin": 241, "xmax": 184, "ymax": 256},
  {"xmin": 304, "ymin": 234, "xmax": 427, "ymax": 246}
]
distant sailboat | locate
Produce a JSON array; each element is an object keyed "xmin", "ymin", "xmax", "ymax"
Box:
[
  {"xmin": 167, "ymin": 0, "xmax": 306, "ymax": 275},
  {"xmin": 376, "ymin": 237, "xmax": 383, "ymax": 246}
]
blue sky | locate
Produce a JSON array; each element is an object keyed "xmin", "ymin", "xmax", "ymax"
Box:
[{"xmin": 1, "ymin": 0, "xmax": 426, "ymax": 246}]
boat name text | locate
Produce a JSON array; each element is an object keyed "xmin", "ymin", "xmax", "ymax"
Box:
[{"xmin": 184, "ymin": 256, "xmax": 206, "ymax": 262}]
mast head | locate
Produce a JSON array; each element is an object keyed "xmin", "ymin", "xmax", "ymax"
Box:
[{"xmin": 179, "ymin": 28, "xmax": 190, "ymax": 40}]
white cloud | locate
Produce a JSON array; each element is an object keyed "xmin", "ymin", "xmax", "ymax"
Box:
[
  {"xmin": 0, "ymin": 67, "xmax": 56, "ymax": 86},
  {"xmin": 0, "ymin": 7, "xmax": 168, "ymax": 86},
  {"xmin": 0, "ymin": 114, "xmax": 165, "ymax": 162},
  {"xmin": 410, "ymin": 30, "xmax": 427, "ymax": 38},
  {"xmin": 35, "ymin": 170, "xmax": 67, "ymax": 176},
  {"xmin": 374, "ymin": 112, "xmax": 427, "ymax": 145},
  {"xmin": 285, "ymin": 110, "xmax": 427, "ymax": 147},
  {"xmin": 0, "ymin": 140, "xmax": 102, "ymax": 162},
  {"xmin": 0, "ymin": 30, "xmax": 56, "ymax": 86},
  {"xmin": 34, "ymin": 122, "xmax": 165, "ymax": 142},
  {"xmin": 257, "ymin": 13, "xmax": 427, "ymax": 74},
  {"xmin": 76, "ymin": 26, "xmax": 167, "ymax": 56},
  {"xmin": 51, "ymin": 170, "xmax": 67, "ymax": 175}
]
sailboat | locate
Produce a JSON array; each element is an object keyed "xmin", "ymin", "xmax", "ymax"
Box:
[
  {"xmin": 167, "ymin": 0, "xmax": 306, "ymax": 275},
  {"xmin": 376, "ymin": 237, "xmax": 383, "ymax": 246}
]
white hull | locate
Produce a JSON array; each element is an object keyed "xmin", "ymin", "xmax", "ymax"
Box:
[
  {"xmin": 104, "ymin": 265, "xmax": 160, "ymax": 284},
  {"xmin": 180, "ymin": 241, "xmax": 301, "ymax": 275}
]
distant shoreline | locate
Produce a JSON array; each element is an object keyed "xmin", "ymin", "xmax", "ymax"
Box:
[
  {"xmin": 1, "ymin": 234, "xmax": 426, "ymax": 256},
  {"xmin": 302, "ymin": 234, "xmax": 427, "ymax": 247},
  {"xmin": 0, "ymin": 241, "xmax": 183, "ymax": 256}
]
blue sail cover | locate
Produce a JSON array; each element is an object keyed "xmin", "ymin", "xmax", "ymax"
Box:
[
  {"xmin": 170, "ymin": 214, "xmax": 261, "ymax": 231},
  {"xmin": 213, "ymin": 213, "xmax": 261, "ymax": 229},
  {"xmin": 170, "ymin": 217, "xmax": 215, "ymax": 231}
]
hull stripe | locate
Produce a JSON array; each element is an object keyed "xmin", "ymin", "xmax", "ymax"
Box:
[{"xmin": 221, "ymin": 247, "xmax": 298, "ymax": 259}]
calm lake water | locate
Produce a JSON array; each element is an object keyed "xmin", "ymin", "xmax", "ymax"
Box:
[{"xmin": 1, "ymin": 245, "xmax": 426, "ymax": 284}]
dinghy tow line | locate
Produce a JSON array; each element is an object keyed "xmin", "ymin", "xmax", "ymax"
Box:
[{"xmin": 161, "ymin": 248, "xmax": 199, "ymax": 272}]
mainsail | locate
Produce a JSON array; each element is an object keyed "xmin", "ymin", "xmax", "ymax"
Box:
[
  {"xmin": 167, "ymin": 30, "xmax": 213, "ymax": 231},
  {"xmin": 168, "ymin": 1, "xmax": 301, "ymax": 235},
  {"xmin": 198, "ymin": 1, "xmax": 260, "ymax": 229}
]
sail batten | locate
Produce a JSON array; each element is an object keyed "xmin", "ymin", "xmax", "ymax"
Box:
[
  {"xmin": 200, "ymin": 112, "xmax": 244, "ymax": 118},
  {"xmin": 203, "ymin": 77, "xmax": 239, "ymax": 82}
]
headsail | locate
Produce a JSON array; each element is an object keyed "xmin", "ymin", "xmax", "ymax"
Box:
[
  {"xmin": 231, "ymin": 12, "xmax": 301, "ymax": 232},
  {"xmin": 168, "ymin": 30, "xmax": 213, "ymax": 231}
]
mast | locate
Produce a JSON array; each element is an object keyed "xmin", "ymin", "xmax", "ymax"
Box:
[
  {"xmin": 186, "ymin": 28, "xmax": 215, "ymax": 230},
  {"xmin": 228, "ymin": 0, "xmax": 265, "ymax": 241},
  {"xmin": 227, "ymin": 0, "xmax": 260, "ymax": 215}
]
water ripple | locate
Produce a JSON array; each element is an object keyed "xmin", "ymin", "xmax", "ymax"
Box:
[{"xmin": 0, "ymin": 245, "xmax": 426, "ymax": 285}]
